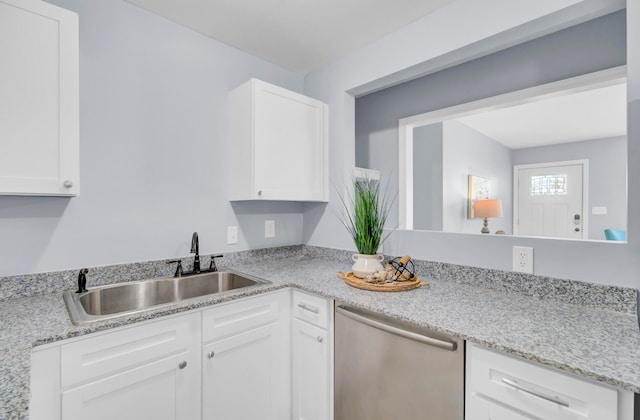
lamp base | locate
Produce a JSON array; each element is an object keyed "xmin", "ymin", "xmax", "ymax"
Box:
[{"xmin": 481, "ymin": 218, "xmax": 490, "ymax": 234}]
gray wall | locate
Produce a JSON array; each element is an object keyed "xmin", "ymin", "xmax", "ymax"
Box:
[
  {"xmin": 442, "ymin": 121, "xmax": 512, "ymax": 234},
  {"xmin": 4, "ymin": 0, "xmax": 635, "ymax": 289},
  {"xmin": 411, "ymin": 121, "xmax": 513, "ymax": 234},
  {"xmin": 305, "ymin": 0, "xmax": 640, "ymax": 288},
  {"xmin": 413, "ymin": 124, "xmax": 443, "ymax": 231},
  {"xmin": 355, "ymin": 10, "xmax": 626, "ymax": 231},
  {"xmin": 512, "ymin": 136, "xmax": 627, "ymax": 240},
  {"xmin": 0, "ymin": 0, "xmax": 305, "ymax": 276}
]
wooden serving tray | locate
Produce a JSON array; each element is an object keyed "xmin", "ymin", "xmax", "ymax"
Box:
[{"xmin": 337, "ymin": 271, "xmax": 428, "ymax": 292}]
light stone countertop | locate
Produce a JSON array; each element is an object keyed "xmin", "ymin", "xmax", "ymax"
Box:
[{"xmin": 1, "ymin": 249, "xmax": 639, "ymax": 419}]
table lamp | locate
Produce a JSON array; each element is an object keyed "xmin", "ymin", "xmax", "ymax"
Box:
[{"xmin": 474, "ymin": 199, "xmax": 503, "ymax": 234}]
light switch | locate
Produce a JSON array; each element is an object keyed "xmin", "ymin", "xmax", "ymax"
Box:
[
  {"xmin": 227, "ymin": 226, "xmax": 238, "ymax": 244},
  {"xmin": 265, "ymin": 220, "xmax": 275, "ymax": 238},
  {"xmin": 592, "ymin": 206, "xmax": 607, "ymax": 215}
]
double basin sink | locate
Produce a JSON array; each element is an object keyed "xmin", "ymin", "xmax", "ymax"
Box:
[{"xmin": 63, "ymin": 270, "xmax": 268, "ymax": 325}]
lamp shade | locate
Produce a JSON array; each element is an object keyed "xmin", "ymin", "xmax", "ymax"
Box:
[{"xmin": 474, "ymin": 199, "xmax": 503, "ymax": 219}]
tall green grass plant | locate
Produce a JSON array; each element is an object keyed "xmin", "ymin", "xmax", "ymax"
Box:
[{"xmin": 337, "ymin": 176, "xmax": 396, "ymax": 255}]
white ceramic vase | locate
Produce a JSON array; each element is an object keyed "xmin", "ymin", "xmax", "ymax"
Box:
[{"xmin": 351, "ymin": 254, "xmax": 385, "ymax": 278}]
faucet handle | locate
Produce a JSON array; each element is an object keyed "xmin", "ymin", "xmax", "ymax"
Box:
[
  {"xmin": 209, "ymin": 255, "xmax": 223, "ymax": 272},
  {"xmin": 76, "ymin": 268, "xmax": 88, "ymax": 293},
  {"xmin": 167, "ymin": 260, "xmax": 183, "ymax": 277}
]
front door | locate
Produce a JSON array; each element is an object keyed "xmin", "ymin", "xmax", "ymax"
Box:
[{"xmin": 515, "ymin": 161, "xmax": 587, "ymax": 239}]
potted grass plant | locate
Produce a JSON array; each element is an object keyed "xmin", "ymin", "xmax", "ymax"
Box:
[{"xmin": 338, "ymin": 175, "xmax": 395, "ymax": 278}]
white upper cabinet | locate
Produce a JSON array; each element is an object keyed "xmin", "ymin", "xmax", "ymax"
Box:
[
  {"xmin": 229, "ymin": 79, "xmax": 328, "ymax": 202},
  {"xmin": 0, "ymin": 0, "xmax": 79, "ymax": 196}
]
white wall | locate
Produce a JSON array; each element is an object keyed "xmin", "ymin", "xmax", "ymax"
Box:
[
  {"xmin": 0, "ymin": 0, "xmax": 305, "ymax": 276},
  {"xmin": 304, "ymin": 0, "xmax": 640, "ymax": 288}
]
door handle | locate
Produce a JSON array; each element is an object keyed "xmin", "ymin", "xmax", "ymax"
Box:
[{"xmin": 336, "ymin": 306, "xmax": 457, "ymax": 351}]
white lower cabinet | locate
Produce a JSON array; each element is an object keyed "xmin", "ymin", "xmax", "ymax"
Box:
[
  {"xmin": 29, "ymin": 288, "xmax": 329, "ymax": 420},
  {"xmin": 292, "ymin": 318, "xmax": 329, "ymax": 420},
  {"xmin": 466, "ymin": 342, "xmax": 634, "ymax": 420},
  {"xmin": 291, "ymin": 290, "xmax": 333, "ymax": 420},
  {"xmin": 31, "ymin": 312, "xmax": 202, "ymax": 420},
  {"xmin": 62, "ymin": 351, "xmax": 195, "ymax": 420},
  {"xmin": 201, "ymin": 291, "xmax": 290, "ymax": 420}
]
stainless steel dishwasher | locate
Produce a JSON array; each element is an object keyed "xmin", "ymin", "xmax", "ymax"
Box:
[{"xmin": 335, "ymin": 304, "xmax": 464, "ymax": 420}]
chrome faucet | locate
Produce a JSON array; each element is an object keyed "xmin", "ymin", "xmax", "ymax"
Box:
[{"xmin": 191, "ymin": 232, "xmax": 200, "ymax": 273}]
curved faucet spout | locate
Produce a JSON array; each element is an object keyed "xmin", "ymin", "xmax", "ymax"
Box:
[
  {"xmin": 191, "ymin": 232, "xmax": 199, "ymax": 254},
  {"xmin": 191, "ymin": 232, "xmax": 200, "ymax": 273}
]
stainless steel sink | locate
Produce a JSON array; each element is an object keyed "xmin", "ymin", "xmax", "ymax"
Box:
[{"xmin": 63, "ymin": 271, "xmax": 268, "ymax": 325}]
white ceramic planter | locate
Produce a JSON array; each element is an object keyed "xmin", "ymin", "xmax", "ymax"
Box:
[{"xmin": 351, "ymin": 254, "xmax": 385, "ymax": 278}]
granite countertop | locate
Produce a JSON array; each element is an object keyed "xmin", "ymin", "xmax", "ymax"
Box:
[{"xmin": 1, "ymin": 249, "xmax": 640, "ymax": 419}]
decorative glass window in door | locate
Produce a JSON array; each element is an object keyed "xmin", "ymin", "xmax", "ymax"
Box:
[{"xmin": 530, "ymin": 174, "xmax": 568, "ymax": 196}]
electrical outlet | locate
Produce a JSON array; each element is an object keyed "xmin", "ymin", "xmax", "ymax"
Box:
[
  {"xmin": 265, "ymin": 220, "xmax": 275, "ymax": 238},
  {"xmin": 227, "ymin": 226, "xmax": 238, "ymax": 244},
  {"xmin": 513, "ymin": 246, "xmax": 533, "ymax": 274},
  {"xmin": 592, "ymin": 206, "xmax": 607, "ymax": 215}
]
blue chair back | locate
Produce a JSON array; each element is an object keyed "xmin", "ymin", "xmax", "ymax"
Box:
[{"xmin": 604, "ymin": 229, "xmax": 626, "ymax": 241}]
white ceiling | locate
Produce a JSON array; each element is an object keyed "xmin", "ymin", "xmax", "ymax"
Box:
[
  {"xmin": 125, "ymin": 0, "xmax": 453, "ymax": 74},
  {"xmin": 456, "ymin": 83, "xmax": 627, "ymax": 149}
]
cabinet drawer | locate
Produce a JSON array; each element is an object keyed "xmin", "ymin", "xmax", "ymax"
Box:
[
  {"xmin": 292, "ymin": 290, "xmax": 329, "ymax": 329},
  {"xmin": 61, "ymin": 312, "xmax": 200, "ymax": 388},
  {"xmin": 466, "ymin": 343, "xmax": 618, "ymax": 420},
  {"xmin": 202, "ymin": 291, "xmax": 288, "ymax": 343}
]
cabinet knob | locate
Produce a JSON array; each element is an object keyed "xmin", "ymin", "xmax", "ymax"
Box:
[
  {"xmin": 258, "ymin": 190, "xmax": 263, "ymax": 196},
  {"xmin": 63, "ymin": 180, "xmax": 73, "ymax": 188},
  {"xmin": 178, "ymin": 361, "xmax": 187, "ymax": 369},
  {"xmin": 207, "ymin": 351, "xmax": 215, "ymax": 359},
  {"xmin": 317, "ymin": 336, "xmax": 323, "ymax": 343}
]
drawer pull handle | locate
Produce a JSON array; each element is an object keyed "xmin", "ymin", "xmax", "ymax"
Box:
[
  {"xmin": 207, "ymin": 351, "xmax": 215, "ymax": 359},
  {"xmin": 501, "ymin": 377, "xmax": 570, "ymax": 408},
  {"xmin": 297, "ymin": 303, "xmax": 320, "ymax": 314},
  {"xmin": 317, "ymin": 336, "xmax": 323, "ymax": 343},
  {"xmin": 178, "ymin": 361, "xmax": 187, "ymax": 370}
]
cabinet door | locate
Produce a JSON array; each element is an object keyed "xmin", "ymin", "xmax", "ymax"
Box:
[
  {"xmin": 202, "ymin": 323, "xmax": 288, "ymax": 420},
  {"xmin": 0, "ymin": 0, "xmax": 79, "ymax": 196},
  {"xmin": 292, "ymin": 318, "xmax": 329, "ymax": 420},
  {"xmin": 253, "ymin": 82, "xmax": 327, "ymax": 201},
  {"xmin": 62, "ymin": 351, "xmax": 198, "ymax": 420}
]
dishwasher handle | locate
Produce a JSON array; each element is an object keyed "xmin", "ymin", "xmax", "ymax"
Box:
[{"xmin": 336, "ymin": 306, "xmax": 457, "ymax": 351}]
